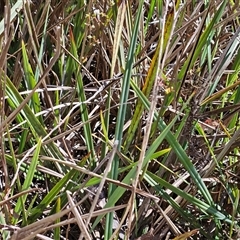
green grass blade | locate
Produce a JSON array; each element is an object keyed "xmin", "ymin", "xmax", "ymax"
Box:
[
  {"xmin": 93, "ymin": 106, "xmax": 178, "ymax": 229},
  {"xmin": 69, "ymin": 29, "xmax": 96, "ymax": 166},
  {"xmin": 105, "ymin": 0, "xmax": 144, "ymax": 238},
  {"xmin": 123, "ymin": 5, "xmax": 175, "ymax": 152},
  {"xmin": 29, "ymin": 167, "xmax": 79, "ymax": 221},
  {"xmin": 54, "ymin": 197, "xmax": 61, "ymax": 240},
  {"xmin": 13, "ymin": 138, "xmax": 42, "ymax": 224},
  {"xmin": 21, "ymin": 41, "xmax": 41, "ymax": 115},
  {"xmin": 130, "ymin": 79, "xmax": 214, "ymax": 205},
  {"xmin": 5, "ymin": 75, "xmax": 63, "ymax": 160},
  {"xmin": 178, "ymin": 0, "xmax": 227, "ymax": 80},
  {"xmin": 146, "ymin": 171, "xmax": 231, "ymax": 223}
]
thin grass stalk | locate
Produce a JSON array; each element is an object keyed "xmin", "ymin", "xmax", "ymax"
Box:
[
  {"xmin": 0, "ymin": 5, "xmax": 11, "ymax": 232},
  {"xmin": 105, "ymin": 1, "xmax": 144, "ymax": 238},
  {"xmin": 101, "ymin": 1, "xmax": 127, "ymax": 161}
]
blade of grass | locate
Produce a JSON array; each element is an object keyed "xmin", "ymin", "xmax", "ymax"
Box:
[
  {"xmin": 69, "ymin": 28, "xmax": 96, "ymax": 166},
  {"xmin": 146, "ymin": 171, "xmax": 231, "ymax": 223},
  {"xmin": 130, "ymin": 79, "xmax": 214, "ymax": 206},
  {"xmin": 0, "ymin": 0, "xmax": 24, "ymax": 36},
  {"xmin": 100, "ymin": 0, "xmax": 127, "ymax": 161},
  {"xmin": 105, "ymin": 1, "xmax": 144, "ymax": 238},
  {"xmin": 21, "ymin": 41, "xmax": 41, "ymax": 115},
  {"xmin": 93, "ymin": 104, "xmax": 179, "ymax": 229},
  {"xmin": 54, "ymin": 197, "xmax": 61, "ymax": 240},
  {"xmin": 123, "ymin": 4, "xmax": 176, "ymax": 152},
  {"xmin": 13, "ymin": 137, "xmax": 42, "ymax": 225},
  {"xmin": 5, "ymin": 74, "xmax": 63, "ymax": 160},
  {"xmin": 178, "ymin": 0, "xmax": 227, "ymax": 81},
  {"xmin": 29, "ymin": 165, "xmax": 80, "ymax": 221},
  {"xmin": 0, "ymin": 27, "xmax": 61, "ymax": 135}
]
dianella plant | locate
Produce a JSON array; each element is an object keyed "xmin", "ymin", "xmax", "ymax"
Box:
[{"xmin": 0, "ymin": 0, "xmax": 239, "ymax": 239}]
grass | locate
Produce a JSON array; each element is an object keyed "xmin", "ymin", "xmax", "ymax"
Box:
[{"xmin": 0, "ymin": 0, "xmax": 240, "ymax": 239}]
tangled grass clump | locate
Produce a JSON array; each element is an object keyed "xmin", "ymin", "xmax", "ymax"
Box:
[{"xmin": 0, "ymin": 0, "xmax": 240, "ymax": 239}]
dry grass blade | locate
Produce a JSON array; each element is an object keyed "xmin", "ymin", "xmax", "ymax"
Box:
[
  {"xmin": 203, "ymin": 127, "xmax": 240, "ymax": 178},
  {"xmin": 80, "ymin": 140, "xmax": 119, "ymax": 239},
  {"xmin": 0, "ymin": 1, "xmax": 12, "ymax": 204},
  {"xmin": 66, "ymin": 191, "xmax": 91, "ymax": 240},
  {"xmin": 11, "ymin": 203, "xmax": 128, "ymax": 240}
]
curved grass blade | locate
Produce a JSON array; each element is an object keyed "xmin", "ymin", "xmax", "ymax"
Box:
[
  {"xmin": 146, "ymin": 171, "xmax": 231, "ymax": 223},
  {"xmin": 5, "ymin": 75, "xmax": 63, "ymax": 160}
]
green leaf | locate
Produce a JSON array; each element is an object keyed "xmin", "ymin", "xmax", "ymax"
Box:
[{"xmin": 13, "ymin": 138, "xmax": 42, "ymax": 224}]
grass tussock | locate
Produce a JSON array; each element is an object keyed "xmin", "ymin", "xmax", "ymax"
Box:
[{"xmin": 0, "ymin": 0, "xmax": 240, "ymax": 239}]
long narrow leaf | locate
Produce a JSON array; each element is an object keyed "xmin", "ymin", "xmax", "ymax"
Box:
[{"xmin": 13, "ymin": 138, "xmax": 42, "ymax": 224}]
